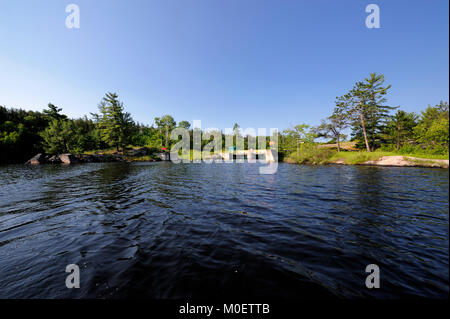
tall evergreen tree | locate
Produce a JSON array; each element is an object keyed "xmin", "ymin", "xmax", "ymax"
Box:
[
  {"xmin": 155, "ymin": 115, "xmax": 176, "ymax": 149},
  {"xmin": 349, "ymin": 73, "xmax": 394, "ymax": 151},
  {"xmin": 40, "ymin": 119, "xmax": 74, "ymax": 154},
  {"xmin": 96, "ymin": 93, "xmax": 134, "ymax": 152},
  {"xmin": 40, "ymin": 104, "xmax": 75, "ymax": 154},
  {"xmin": 384, "ymin": 110, "xmax": 418, "ymax": 150}
]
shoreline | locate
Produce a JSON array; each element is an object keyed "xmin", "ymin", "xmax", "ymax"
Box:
[
  {"xmin": 285, "ymin": 155, "xmax": 449, "ymax": 169},
  {"xmin": 22, "ymin": 152, "xmax": 450, "ymax": 169},
  {"xmin": 24, "ymin": 150, "xmax": 164, "ymax": 165}
]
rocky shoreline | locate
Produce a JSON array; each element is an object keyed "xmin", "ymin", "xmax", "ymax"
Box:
[
  {"xmin": 25, "ymin": 147, "xmax": 167, "ymax": 165},
  {"xmin": 361, "ymin": 156, "xmax": 449, "ymax": 168},
  {"xmin": 284, "ymin": 155, "xmax": 449, "ymax": 168},
  {"xmin": 331, "ymin": 156, "xmax": 448, "ymax": 168},
  {"xmin": 25, "ymin": 152, "xmax": 449, "ymax": 168}
]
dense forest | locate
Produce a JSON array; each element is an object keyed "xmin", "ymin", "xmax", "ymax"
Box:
[{"xmin": 0, "ymin": 73, "xmax": 448, "ymax": 164}]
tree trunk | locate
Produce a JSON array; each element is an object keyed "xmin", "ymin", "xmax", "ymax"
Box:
[
  {"xmin": 359, "ymin": 110, "xmax": 371, "ymax": 152},
  {"xmin": 297, "ymin": 139, "xmax": 300, "ymax": 157},
  {"xmin": 337, "ymin": 135, "xmax": 341, "ymax": 152},
  {"xmin": 165, "ymin": 126, "xmax": 169, "ymax": 148}
]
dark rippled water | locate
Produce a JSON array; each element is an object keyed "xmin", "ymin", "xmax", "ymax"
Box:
[{"xmin": 0, "ymin": 162, "xmax": 448, "ymax": 298}]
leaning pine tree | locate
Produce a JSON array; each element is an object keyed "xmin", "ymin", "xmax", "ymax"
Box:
[
  {"xmin": 349, "ymin": 73, "xmax": 394, "ymax": 152},
  {"xmin": 95, "ymin": 92, "xmax": 134, "ymax": 153}
]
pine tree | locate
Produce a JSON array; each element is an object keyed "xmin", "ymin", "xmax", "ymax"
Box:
[
  {"xmin": 43, "ymin": 103, "xmax": 67, "ymax": 121},
  {"xmin": 384, "ymin": 110, "xmax": 418, "ymax": 150},
  {"xmin": 40, "ymin": 119, "xmax": 74, "ymax": 154},
  {"xmin": 96, "ymin": 93, "xmax": 134, "ymax": 153},
  {"xmin": 154, "ymin": 115, "xmax": 176, "ymax": 149},
  {"xmin": 40, "ymin": 104, "xmax": 74, "ymax": 154},
  {"xmin": 349, "ymin": 73, "xmax": 394, "ymax": 151}
]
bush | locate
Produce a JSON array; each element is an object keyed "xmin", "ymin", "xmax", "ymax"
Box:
[{"xmin": 287, "ymin": 144, "xmax": 336, "ymax": 164}]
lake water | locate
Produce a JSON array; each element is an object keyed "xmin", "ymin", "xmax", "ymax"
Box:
[{"xmin": 0, "ymin": 162, "xmax": 448, "ymax": 298}]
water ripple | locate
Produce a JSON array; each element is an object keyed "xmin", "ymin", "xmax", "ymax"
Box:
[{"xmin": 0, "ymin": 163, "xmax": 448, "ymax": 298}]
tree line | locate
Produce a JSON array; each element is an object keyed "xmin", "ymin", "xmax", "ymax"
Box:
[
  {"xmin": 1, "ymin": 73, "xmax": 448, "ymax": 164},
  {"xmin": 0, "ymin": 93, "xmax": 185, "ymax": 163},
  {"xmin": 0, "ymin": 93, "xmax": 269, "ymax": 163}
]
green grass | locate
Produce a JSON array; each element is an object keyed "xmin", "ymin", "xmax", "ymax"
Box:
[
  {"xmin": 328, "ymin": 151, "xmax": 394, "ymax": 164},
  {"xmin": 397, "ymin": 152, "xmax": 449, "ymax": 160},
  {"xmin": 329, "ymin": 151, "xmax": 448, "ymax": 165},
  {"xmin": 284, "ymin": 146, "xmax": 336, "ymax": 165},
  {"xmin": 125, "ymin": 155, "xmax": 159, "ymax": 162},
  {"xmin": 82, "ymin": 144, "xmax": 449, "ymax": 165},
  {"xmin": 285, "ymin": 147, "xmax": 449, "ymax": 165},
  {"xmin": 83, "ymin": 148, "xmax": 117, "ymax": 155},
  {"xmin": 402, "ymin": 157, "xmax": 448, "ymax": 167}
]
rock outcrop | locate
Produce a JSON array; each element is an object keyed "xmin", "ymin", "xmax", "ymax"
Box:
[
  {"xmin": 59, "ymin": 154, "xmax": 80, "ymax": 164},
  {"xmin": 158, "ymin": 152, "xmax": 170, "ymax": 161},
  {"xmin": 25, "ymin": 153, "xmax": 45, "ymax": 165},
  {"xmin": 363, "ymin": 156, "xmax": 449, "ymax": 168},
  {"xmin": 25, "ymin": 148, "xmax": 161, "ymax": 165}
]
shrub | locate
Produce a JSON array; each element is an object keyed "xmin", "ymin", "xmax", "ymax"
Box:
[{"xmin": 286, "ymin": 144, "xmax": 336, "ymax": 164}]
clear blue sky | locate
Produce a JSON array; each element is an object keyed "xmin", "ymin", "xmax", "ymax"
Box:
[{"xmin": 0, "ymin": 0, "xmax": 448, "ymax": 130}]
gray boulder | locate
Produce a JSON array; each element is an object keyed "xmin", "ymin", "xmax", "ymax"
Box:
[
  {"xmin": 59, "ymin": 153, "xmax": 80, "ymax": 164},
  {"xmin": 158, "ymin": 152, "xmax": 170, "ymax": 161},
  {"xmin": 25, "ymin": 153, "xmax": 45, "ymax": 165}
]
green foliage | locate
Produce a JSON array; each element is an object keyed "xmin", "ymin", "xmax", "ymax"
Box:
[
  {"xmin": 155, "ymin": 115, "xmax": 176, "ymax": 148},
  {"xmin": 43, "ymin": 103, "xmax": 67, "ymax": 121},
  {"xmin": 327, "ymin": 151, "xmax": 389, "ymax": 165},
  {"xmin": 414, "ymin": 101, "xmax": 449, "ymax": 152},
  {"xmin": 178, "ymin": 121, "xmax": 191, "ymax": 130},
  {"xmin": 130, "ymin": 124, "xmax": 160, "ymax": 148},
  {"xmin": 280, "ymin": 74, "xmax": 447, "ymax": 163},
  {"xmin": 0, "ymin": 106, "xmax": 48, "ymax": 163},
  {"xmin": 40, "ymin": 118, "xmax": 72, "ymax": 154},
  {"xmin": 287, "ymin": 144, "xmax": 336, "ymax": 164},
  {"xmin": 383, "ymin": 110, "xmax": 418, "ymax": 150},
  {"xmin": 1, "ymin": 82, "xmax": 448, "ymax": 164},
  {"xmin": 95, "ymin": 93, "xmax": 134, "ymax": 152},
  {"xmin": 349, "ymin": 73, "xmax": 395, "ymax": 151},
  {"xmin": 281, "ymin": 124, "xmax": 316, "ymax": 156},
  {"xmin": 40, "ymin": 105, "xmax": 99, "ymax": 154},
  {"xmin": 315, "ymin": 97, "xmax": 349, "ymax": 151}
]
